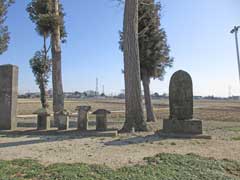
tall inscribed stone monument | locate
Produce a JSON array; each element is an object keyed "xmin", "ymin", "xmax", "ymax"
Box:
[
  {"xmin": 163, "ymin": 70, "xmax": 202, "ymax": 134},
  {"xmin": 0, "ymin": 65, "xmax": 18, "ymax": 130}
]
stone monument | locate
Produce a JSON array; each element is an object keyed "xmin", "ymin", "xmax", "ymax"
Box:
[
  {"xmin": 76, "ymin": 106, "xmax": 91, "ymax": 131},
  {"xmin": 93, "ymin": 109, "xmax": 111, "ymax": 131},
  {"xmin": 0, "ymin": 65, "xmax": 18, "ymax": 130},
  {"xmin": 163, "ymin": 70, "xmax": 202, "ymax": 134}
]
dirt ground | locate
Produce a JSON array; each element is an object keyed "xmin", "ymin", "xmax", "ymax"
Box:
[{"xmin": 0, "ymin": 99, "xmax": 240, "ymax": 169}]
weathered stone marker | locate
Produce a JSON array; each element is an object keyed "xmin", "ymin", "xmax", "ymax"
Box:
[
  {"xmin": 169, "ymin": 70, "xmax": 193, "ymax": 120},
  {"xmin": 93, "ymin": 109, "xmax": 111, "ymax": 131},
  {"xmin": 57, "ymin": 110, "xmax": 69, "ymax": 130},
  {"xmin": 34, "ymin": 108, "xmax": 51, "ymax": 130},
  {"xmin": 0, "ymin": 65, "xmax": 18, "ymax": 130},
  {"xmin": 163, "ymin": 70, "xmax": 202, "ymax": 134},
  {"xmin": 76, "ymin": 106, "xmax": 91, "ymax": 131}
]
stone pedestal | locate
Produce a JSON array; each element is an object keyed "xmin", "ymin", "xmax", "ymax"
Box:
[
  {"xmin": 0, "ymin": 65, "xmax": 18, "ymax": 130},
  {"xmin": 58, "ymin": 114, "xmax": 69, "ymax": 130},
  {"xmin": 37, "ymin": 114, "xmax": 51, "ymax": 130},
  {"xmin": 163, "ymin": 119, "xmax": 202, "ymax": 134},
  {"xmin": 76, "ymin": 106, "xmax": 91, "ymax": 131},
  {"xmin": 34, "ymin": 109, "xmax": 51, "ymax": 130},
  {"xmin": 93, "ymin": 109, "xmax": 111, "ymax": 131}
]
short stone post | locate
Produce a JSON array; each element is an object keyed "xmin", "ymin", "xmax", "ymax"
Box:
[
  {"xmin": 34, "ymin": 108, "xmax": 51, "ymax": 130},
  {"xmin": 76, "ymin": 106, "xmax": 91, "ymax": 131},
  {"xmin": 0, "ymin": 65, "xmax": 18, "ymax": 130},
  {"xmin": 163, "ymin": 70, "xmax": 202, "ymax": 134},
  {"xmin": 57, "ymin": 110, "xmax": 69, "ymax": 130},
  {"xmin": 92, "ymin": 109, "xmax": 111, "ymax": 131}
]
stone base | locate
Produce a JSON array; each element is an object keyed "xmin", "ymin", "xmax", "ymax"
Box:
[
  {"xmin": 163, "ymin": 119, "xmax": 202, "ymax": 134},
  {"xmin": 80, "ymin": 130, "xmax": 118, "ymax": 137},
  {"xmin": 157, "ymin": 132, "xmax": 211, "ymax": 139},
  {"xmin": 78, "ymin": 119, "xmax": 88, "ymax": 131},
  {"xmin": 37, "ymin": 115, "xmax": 51, "ymax": 130}
]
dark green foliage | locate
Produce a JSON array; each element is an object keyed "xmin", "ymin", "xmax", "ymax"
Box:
[
  {"xmin": 0, "ymin": 153, "xmax": 239, "ymax": 179},
  {"xmin": 138, "ymin": 0, "xmax": 173, "ymax": 79},
  {"xmin": 120, "ymin": 0, "xmax": 173, "ymax": 80},
  {"xmin": 26, "ymin": 0, "xmax": 67, "ymax": 42},
  {"xmin": 29, "ymin": 51, "xmax": 51, "ymax": 86},
  {"xmin": 29, "ymin": 51, "xmax": 51, "ymax": 108},
  {"xmin": 0, "ymin": 0, "xmax": 14, "ymax": 55}
]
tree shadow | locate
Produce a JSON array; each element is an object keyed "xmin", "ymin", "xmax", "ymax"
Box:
[
  {"xmin": 104, "ymin": 130, "xmax": 211, "ymax": 146},
  {"xmin": 104, "ymin": 133, "xmax": 166, "ymax": 146}
]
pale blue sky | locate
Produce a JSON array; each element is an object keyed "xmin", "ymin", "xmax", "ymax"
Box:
[{"xmin": 0, "ymin": 0, "xmax": 239, "ymax": 97}]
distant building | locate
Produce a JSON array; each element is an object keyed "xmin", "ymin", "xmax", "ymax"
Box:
[
  {"xmin": 18, "ymin": 92, "xmax": 40, "ymax": 98},
  {"xmin": 229, "ymin": 96, "xmax": 240, "ymax": 100},
  {"xmin": 64, "ymin": 91, "xmax": 86, "ymax": 98},
  {"xmin": 193, "ymin": 96, "xmax": 203, "ymax": 100},
  {"xmin": 151, "ymin": 93, "xmax": 168, "ymax": 99},
  {"xmin": 85, "ymin": 90, "xmax": 98, "ymax": 97}
]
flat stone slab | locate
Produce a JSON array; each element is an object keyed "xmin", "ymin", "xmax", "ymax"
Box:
[
  {"xmin": 157, "ymin": 132, "xmax": 211, "ymax": 139},
  {"xmin": 79, "ymin": 130, "xmax": 118, "ymax": 137},
  {"xmin": 163, "ymin": 119, "xmax": 203, "ymax": 134}
]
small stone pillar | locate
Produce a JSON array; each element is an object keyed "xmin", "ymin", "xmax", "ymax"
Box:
[
  {"xmin": 57, "ymin": 110, "xmax": 69, "ymax": 130},
  {"xmin": 92, "ymin": 109, "xmax": 111, "ymax": 131},
  {"xmin": 76, "ymin": 106, "xmax": 91, "ymax": 131},
  {"xmin": 0, "ymin": 65, "xmax": 18, "ymax": 130},
  {"xmin": 163, "ymin": 70, "xmax": 202, "ymax": 134},
  {"xmin": 34, "ymin": 108, "xmax": 51, "ymax": 130}
]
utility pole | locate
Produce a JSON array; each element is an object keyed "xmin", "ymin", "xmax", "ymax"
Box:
[
  {"xmin": 95, "ymin": 78, "xmax": 99, "ymax": 96},
  {"xmin": 102, "ymin": 85, "xmax": 105, "ymax": 95},
  {"xmin": 231, "ymin": 26, "xmax": 240, "ymax": 83}
]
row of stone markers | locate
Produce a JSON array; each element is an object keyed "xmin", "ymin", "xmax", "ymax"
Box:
[
  {"xmin": 0, "ymin": 64, "xmax": 203, "ymax": 135},
  {"xmin": 76, "ymin": 107, "xmax": 111, "ymax": 131},
  {"xmin": 36, "ymin": 106, "xmax": 111, "ymax": 131}
]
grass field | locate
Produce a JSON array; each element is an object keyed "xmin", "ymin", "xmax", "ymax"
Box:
[{"xmin": 0, "ymin": 153, "xmax": 239, "ymax": 180}]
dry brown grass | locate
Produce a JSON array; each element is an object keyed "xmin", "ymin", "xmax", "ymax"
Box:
[{"xmin": 17, "ymin": 98, "xmax": 240, "ymax": 123}]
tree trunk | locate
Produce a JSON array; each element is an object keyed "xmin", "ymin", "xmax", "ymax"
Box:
[
  {"xmin": 121, "ymin": 0, "xmax": 147, "ymax": 132},
  {"xmin": 39, "ymin": 77, "xmax": 48, "ymax": 109},
  {"xmin": 142, "ymin": 69, "xmax": 156, "ymax": 122},
  {"xmin": 41, "ymin": 33, "xmax": 48, "ymax": 109},
  {"xmin": 51, "ymin": 0, "xmax": 64, "ymax": 126}
]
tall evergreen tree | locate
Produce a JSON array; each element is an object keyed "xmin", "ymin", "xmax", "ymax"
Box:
[
  {"xmin": 120, "ymin": 0, "xmax": 173, "ymax": 122},
  {"xmin": 27, "ymin": 0, "xmax": 66, "ymax": 115},
  {"xmin": 0, "ymin": 0, "xmax": 14, "ymax": 55},
  {"xmin": 121, "ymin": 0, "xmax": 147, "ymax": 132},
  {"xmin": 139, "ymin": 0, "xmax": 173, "ymax": 122},
  {"xmin": 51, "ymin": 0, "xmax": 66, "ymax": 126}
]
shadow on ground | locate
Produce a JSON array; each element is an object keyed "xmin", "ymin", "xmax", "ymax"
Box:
[{"xmin": 0, "ymin": 129, "xmax": 118, "ymax": 148}]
